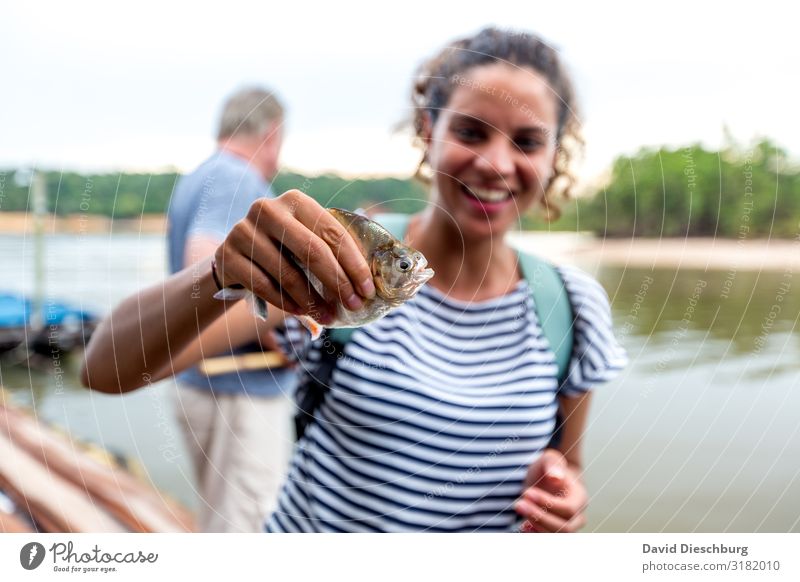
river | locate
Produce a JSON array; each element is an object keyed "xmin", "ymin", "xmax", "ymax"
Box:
[{"xmin": 1, "ymin": 233, "xmax": 797, "ymax": 532}]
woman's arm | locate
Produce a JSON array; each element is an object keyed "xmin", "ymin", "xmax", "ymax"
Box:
[
  {"xmin": 80, "ymin": 257, "xmax": 228, "ymax": 393},
  {"xmin": 515, "ymin": 392, "xmax": 592, "ymax": 532},
  {"xmin": 554, "ymin": 391, "xmax": 592, "ymax": 469},
  {"xmin": 163, "ymin": 288, "xmax": 290, "ymax": 381},
  {"xmin": 80, "ymin": 190, "xmax": 375, "ymax": 394}
]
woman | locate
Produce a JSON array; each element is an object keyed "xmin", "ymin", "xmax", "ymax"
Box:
[{"xmin": 82, "ymin": 27, "xmax": 626, "ymax": 532}]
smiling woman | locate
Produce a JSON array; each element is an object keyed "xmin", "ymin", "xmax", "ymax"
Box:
[
  {"xmin": 411, "ymin": 28, "xmax": 583, "ymax": 228},
  {"xmin": 81, "ymin": 27, "xmax": 626, "ymax": 533}
]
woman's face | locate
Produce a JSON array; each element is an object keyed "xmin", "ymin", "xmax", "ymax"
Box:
[{"xmin": 425, "ymin": 63, "xmax": 560, "ymax": 239}]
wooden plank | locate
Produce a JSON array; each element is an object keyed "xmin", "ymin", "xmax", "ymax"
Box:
[
  {"xmin": 198, "ymin": 351, "xmax": 287, "ymax": 376},
  {"xmin": 0, "ymin": 432, "xmax": 127, "ymax": 532},
  {"xmin": 0, "ymin": 510, "xmax": 34, "ymax": 533},
  {"xmin": 0, "ymin": 403, "xmax": 194, "ymax": 533}
]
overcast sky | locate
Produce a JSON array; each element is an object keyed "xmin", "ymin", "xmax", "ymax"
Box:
[{"xmin": 3, "ymin": 0, "xmax": 797, "ymax": 183}]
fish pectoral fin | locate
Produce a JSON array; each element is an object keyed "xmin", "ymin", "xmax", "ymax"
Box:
[{"xmin": 296, "ymin": 315, "xmax": 324, "ymax": 340}]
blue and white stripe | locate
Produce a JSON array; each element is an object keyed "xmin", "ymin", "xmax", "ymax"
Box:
[{"xmin": 267, "ymin": 265, "xmax": 626, "ymax": 532}]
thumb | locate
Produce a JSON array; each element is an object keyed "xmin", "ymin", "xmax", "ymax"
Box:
[{"xmin": 541, "ymin": 449, "xmax": 568, "ymax": 483}]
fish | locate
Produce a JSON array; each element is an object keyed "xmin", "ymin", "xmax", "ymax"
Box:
[{"xmin": 215, "ymin": 208, "xmax": 434, "ymax": 339}]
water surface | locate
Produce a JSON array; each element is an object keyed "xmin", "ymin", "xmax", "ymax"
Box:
[{"xmin": 1, "ymin": 234, "xmax": 797, "ymax": 531}]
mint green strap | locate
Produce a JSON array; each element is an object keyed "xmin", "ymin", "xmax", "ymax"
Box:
[
  {"xmin": 371, "ymin": 213, "xmax": 411, "ymax": 240},
  {"xmin": 517, "ymin": 252, "xmax": 574, "ymax": 383}
]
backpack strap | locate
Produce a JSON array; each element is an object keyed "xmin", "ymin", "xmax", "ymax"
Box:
[{"xmin": 516, "ymin": 251, "xmax": 574, "ymax": 383}]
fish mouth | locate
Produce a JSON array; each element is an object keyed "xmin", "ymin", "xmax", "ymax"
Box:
[
  {"xmin": 414, "ymin": 255, "xmax": 435, "ymax": 284},
  {"xmin": 416, "ymin": 267, "xmax": 435, "ymax": 284}
]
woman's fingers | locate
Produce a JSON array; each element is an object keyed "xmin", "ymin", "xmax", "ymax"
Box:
[
  {"xmin": 521, "ymin": 487, "xmax": 583, "ymax": 521},
  {"xmin": 276, "ymin": 215, "xmax": 364, "ymax": 311},
  {"xmin": 215, "ymin": 242, "xmax": 305, "ymax": 315},
  {"xmin": 218, "ymin": 190, "xmax": 375, "ymax": 317},
  {"xmin": 515, "ymin": 483, "xmax": 587, "ymax": 533},
  {"xmin": 515, "ymin": 499, "xmax": 566, "ymax": 532},
  {"xmin": 515, "ymin": 497, "xmax": 585, "ymax": 533},
  {"xmin": 228, "ymin": 219, "xmax": 331, "ymax": 317},
  {"xmin": 292, "ymin": 197, "xmax": 375, "ymax": 299}
]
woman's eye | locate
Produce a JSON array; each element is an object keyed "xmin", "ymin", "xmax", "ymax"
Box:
[
  {"xmin": 454, "ymin": 126, "xmax": 484, "ymax": 142},
  {"xmin": 515, "ymin": 137, "xmax": 545, "ymax": 152}
]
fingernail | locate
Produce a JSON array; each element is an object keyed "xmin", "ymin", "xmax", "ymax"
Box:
[
  {"xmin": 516, "ymin": 500, "xmax": 536, "ymax": 515},
  {"xmin": 317, "ymin": 308, "xmax": 335, "ymax": 325},
  {"xmin": 360, "ymin": 277, "xmax": 375, "ymax": 298},
  {"xmin": 345, "ymin": 293, "xmax": 363, "ymax": 311},
  {"xmin": 548, "ymin": 466, "xmax": 566, "ymax": 480}
]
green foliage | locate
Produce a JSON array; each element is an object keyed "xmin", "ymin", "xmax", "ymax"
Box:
[
  {"xmin": 574, "ymin": 139, "xmax": 800, "ymax": 238},
  {"xmin": 0, "ymin": 170, "xmax": 182, "ymax": 218},
  {"xmin": 1, "ymin": 138, "xmax": 796, "ymax": 237},
  {"xmin": 0, "ymin": 168, "xmax": 426, "ymax": 218},
  {"xmin": 271, "ymin": 171, "xmax": 428, "ymax": 215}
]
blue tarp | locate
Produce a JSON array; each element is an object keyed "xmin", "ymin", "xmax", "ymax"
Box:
[{"xmin": 0, "ymin": 294, "xmax": 95, "ymax": 328}]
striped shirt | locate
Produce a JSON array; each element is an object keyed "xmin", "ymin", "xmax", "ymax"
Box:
[{"xmin": 267, "ymin": 265, "xmax": 627, "ymax": 532}]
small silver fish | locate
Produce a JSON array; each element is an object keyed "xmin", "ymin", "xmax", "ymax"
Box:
[{"xmin": 216, "ymin": 208, "xmax": 434, "ymax": 339}]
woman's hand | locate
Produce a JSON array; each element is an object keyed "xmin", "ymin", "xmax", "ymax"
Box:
[
  {"xmin": 215, "ymin": 189, "xmax": 376, "ymax": 321},
  {"xmin": 515, "ymin": 448, "xmax": 588, "ymax": 533}
]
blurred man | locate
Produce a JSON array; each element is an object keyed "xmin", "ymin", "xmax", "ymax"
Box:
[{"xmin": 167, "ymin": 87, "xmax": 297, "ymax": 532}]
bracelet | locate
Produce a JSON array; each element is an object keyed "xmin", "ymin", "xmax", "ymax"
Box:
[{"xmin": 210, "ymin": 258, "xmax": 224, "ymax": 291}]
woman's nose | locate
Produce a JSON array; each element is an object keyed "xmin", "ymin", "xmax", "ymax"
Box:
[{"xmin": 474, "ymin": 138, "xmax": 515, "ymax": 178}]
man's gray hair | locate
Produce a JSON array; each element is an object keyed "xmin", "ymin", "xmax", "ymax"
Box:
[{"xmin": 216, "ymin": 86, "xmax": 284, "ymax": 141}]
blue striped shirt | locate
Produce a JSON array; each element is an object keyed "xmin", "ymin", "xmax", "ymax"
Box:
[{"xmin": 267, "ymin": 265, "xmax": 627, "ymax": 532}]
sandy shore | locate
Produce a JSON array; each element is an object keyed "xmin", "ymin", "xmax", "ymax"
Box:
[
  {"xmin": 573, "ymin": 237, "xmax": 800, "ymax": 271},
  {"xmin": 0, "ymin": 212, "xmax": 166, "ymax": 234},
  {"xmin": 509, "ymin": 233, "xmax": 800, "ymax": 271},
  {"xmin": 2, "ymin": 213, "xmax": 797, "ymax": 271}
]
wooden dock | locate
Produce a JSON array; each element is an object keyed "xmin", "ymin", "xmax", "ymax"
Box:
[{"xmin": 0, "ymin": 388, "xmax": 195, "ymax": 533}]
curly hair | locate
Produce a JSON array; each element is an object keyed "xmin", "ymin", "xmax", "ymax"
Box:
[{"xmin": 411, "ymin": 27, "xmax": 583, "ymax": 220}]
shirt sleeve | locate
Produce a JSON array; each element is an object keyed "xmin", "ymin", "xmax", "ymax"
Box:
[
  {"xmin": 556, "ymin": 265, "xmax": 628, "ymax": 397},
  {"xmin": 186, "ymin": 168, "xmax": 266, "ymax": 242}
]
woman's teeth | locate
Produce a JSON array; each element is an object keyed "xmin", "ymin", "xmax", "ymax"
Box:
[{"xmin": 466, "ymin": 186, "xmax": 511, "ymax": 203}]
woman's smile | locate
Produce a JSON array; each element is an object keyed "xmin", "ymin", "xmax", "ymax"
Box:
[{"xmin": 459, "ymin": 183, "xmax": 515, "ymax": 214}]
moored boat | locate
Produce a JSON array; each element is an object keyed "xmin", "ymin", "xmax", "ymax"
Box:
[{"xmin": 0, "ymin": 293, "xmax": 98, "ymax": 356}]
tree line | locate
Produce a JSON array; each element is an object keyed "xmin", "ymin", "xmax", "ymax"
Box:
[
  {"xmin": 1, "ymin": 139, "xmax": 796, "ymax": 237},
  {"xmin": 565, "ymin": 139, "xmax": 799, "ymax": 238},
  {"xmin": 0, "ymin": 169, "xmax": 428, "ymax": 220}
]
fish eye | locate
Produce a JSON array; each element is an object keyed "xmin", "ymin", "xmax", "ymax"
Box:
[{"xmin": 397, "ymin": 258, "xmax": 412, "ymax": 272}]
